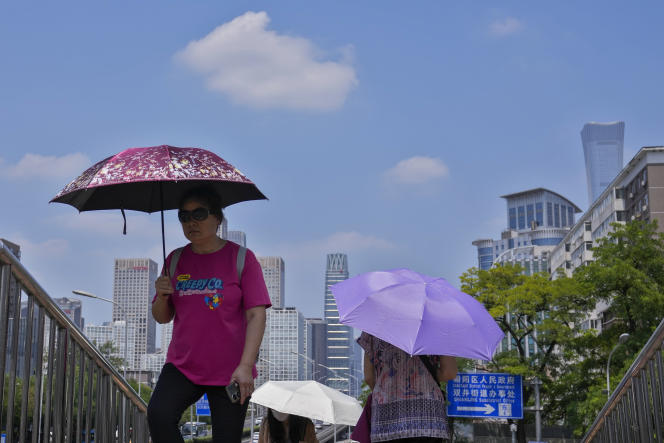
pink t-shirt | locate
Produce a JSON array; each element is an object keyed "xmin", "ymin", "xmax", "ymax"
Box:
[{"xmin": 153, "ymin": 241, "xmax": 271, "ymax": 385}]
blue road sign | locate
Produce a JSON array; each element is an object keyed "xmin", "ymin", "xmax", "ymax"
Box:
[
  {"xmin": 196, "ymin": 393, "xmax": 210, "ymax": 416},
  {"xmin": 447, "ymin": 372, "xmax": 523, "ymax": 419}
]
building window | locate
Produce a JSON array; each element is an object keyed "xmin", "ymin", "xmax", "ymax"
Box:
[
  {"xmin": 547, "ymin": 202, "xmax": 553, "ymax": 226},
  {"xmin": 585, "ymin": 221, "xmax": 592, "ymax": 232},
  {"xmin": 526, "ymin": 204, "xmax": 534, "ymax": 228},
  {"xmin": 518, "ymin": 206, "xmax": 526, "ymax": 230},
  {"xmin": 616, "ymin": 211, "xmax": 627, "ymax": 222},
  {"xmin": 565, "ymin": 243, "xmax": 570, "ymax": 252},
  {"xmin": 585, "ymin": 241, "xmax": 593, "ymax": 251},
  {"xmin": 568, "ymin": 207, "xmax": 574, "ymax": 226},
  {"xmin": 509, "ymin": 208, "xmax": 517, "ymax": 230},
  {"xmin": 615, "ymin": 187, "xmax": 625, "ymax": 199},
  {"xmin": 536, "ymin": 203, "xmax": 544, "ymax": 227},
  {"xmin": 554, "ymin": 204, "xmax": 560, "ymax": 227},
  {"xmin": 561, "ymin": 205, "xmax": 567, "ymax": 227}
]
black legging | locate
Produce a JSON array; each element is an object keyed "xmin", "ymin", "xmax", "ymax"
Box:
[{"xmin": 148, "ymin": 363, "xmax": 249, "ymax": 443}]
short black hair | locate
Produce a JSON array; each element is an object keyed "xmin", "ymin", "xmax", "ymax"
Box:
[{"xmin": 178, "ymin": 186, "xmax": 224, "ymax": 223}]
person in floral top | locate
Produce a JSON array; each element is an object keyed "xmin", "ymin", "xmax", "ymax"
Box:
[{"xmin": 358, "ymin": 332, "xmax": 458, "ymax": 442}]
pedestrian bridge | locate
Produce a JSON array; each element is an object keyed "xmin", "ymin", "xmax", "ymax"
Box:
[{"xmin": 0, "ymin": 242, "xmax": 149, "ymax": 443}]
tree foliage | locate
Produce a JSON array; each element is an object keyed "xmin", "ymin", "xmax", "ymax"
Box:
[
  {"xmin": 562, "ymin": 220, "xmax": 664, "ymax": 435},
  {"xmin": 460, "ymin": 264, "xmax": 592, "ymax": 442}
]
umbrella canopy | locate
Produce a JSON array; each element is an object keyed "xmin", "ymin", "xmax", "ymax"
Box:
[
  {"xmin": 331, "ymin": 268, "xmax": 504, "ymax": 360},
  {"xmin": 51, "ymin": 145, "xmax": 266, "ymax": 212},
  {"xmin": 51, "ymin": 145, "xmax": 267, "ymax": 261},
  {"xmin": 250, "ymin": 381, "xmax": 363, "ymax": 426}
]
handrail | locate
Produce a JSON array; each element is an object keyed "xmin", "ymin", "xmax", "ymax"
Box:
[
  {"xmin": 583, "ymin": 316, "xmax": 664, "ymax": 442},
  {"xmin": 0, "ymin": 242, "xmax": 149, "ymax": 442}
]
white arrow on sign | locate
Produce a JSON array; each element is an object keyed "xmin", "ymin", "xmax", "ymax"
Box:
[{"xmin": 457, "ymin": 404, "xmax": 496, "ymax": 415}]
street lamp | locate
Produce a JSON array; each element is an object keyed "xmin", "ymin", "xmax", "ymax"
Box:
[
  {"xmin": 73, "ymin": 289, "xmax": 129, "ymax": 378},
  {"xmin": 606, "ymin": 333, "xmax": 630, "ymax": 398}
]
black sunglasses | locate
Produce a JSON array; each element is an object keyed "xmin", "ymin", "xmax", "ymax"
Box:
[{"xmin": 178, "ymin": 207, "xmax": 210, "ymax": 223}]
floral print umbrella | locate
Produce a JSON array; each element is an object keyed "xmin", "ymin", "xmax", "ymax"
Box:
[{"xmin": 51, "ymin": 145, "xmax": 267, "ymax": 260}]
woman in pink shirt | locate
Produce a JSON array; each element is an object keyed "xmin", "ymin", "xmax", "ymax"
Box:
[{"xmin": 148, "ymin": 186, "xmax": 271, "ymax": 443}]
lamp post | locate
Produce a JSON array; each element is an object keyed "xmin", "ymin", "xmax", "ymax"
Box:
[
  {"xmin": 607, "ymin": 333, "xmax": 630, "ymax": 398},
  {"xmin": 73, "ymin": 290, "xmax": 129, "ymax": 378}
]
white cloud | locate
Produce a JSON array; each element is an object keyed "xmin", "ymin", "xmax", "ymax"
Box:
[
  {"xmin": 489, "ymin": 17, "xmax": 524, "ymax": 37},
  {"xmin": 175, "ymin": 11, "xmax": 358, "ymax": 111},
  {"xmin": 0, "ymin": 153, "xmax": 91, "ymax": 181},
  {"xmin": 384, "ymin": 156, "xmax": 449, "ymax": 185}
]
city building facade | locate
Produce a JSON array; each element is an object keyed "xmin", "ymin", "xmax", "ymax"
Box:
[
  {"xmin": 255, "ymin": 256, "xmax": 286, "ymax": 388},
  {"xmin": 472, "ymin": 188, "xmax": 580, "ymax": 357},
  {"xmin": 225, "ymin": 230, "xmax": 247, "ymax": 247},
  {"xmin": 324, "ymin": 253, "xmax": 352, "ymax": 394},
  {"xmin": 549, "ymin": 146, "xmax": 664, "ymax": 332},
  {"xmin": 265, "ymin": 307, "xmax": 305, "ymax": 381},
  {"xmin": 305, "ymin": 317, "xmax": 328, "ymax": 382},
  {"xmin": 258, "ymin": 256, "xmax": 285, "ymax": 308},
  {"xmin": 54, "ymin": 297, "xmax": 85, "ymax": 329},
  {"xmin": 113, "ymin": 258, "xmax": 157, "ymax": 370},
  {"xmin": 581, "ymin": 121, "xmax": 625, "ymax": 205},
  {"xmin": 85, "ymin": 320, "xmax": 137, "ymax": 368},
  {"xmin": 473, "ymin": 188, "xmax": 581, "ymax": 274}
]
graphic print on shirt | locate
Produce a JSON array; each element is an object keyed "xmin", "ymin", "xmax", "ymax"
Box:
[{"xmin": 176, "ymin": 274, "xmax": 224, "ymax": 310}]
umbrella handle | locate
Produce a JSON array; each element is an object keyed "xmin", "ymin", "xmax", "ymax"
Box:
[{"xmin": 160, "ymin": 183, "xmax": 167, "ymax": 267}]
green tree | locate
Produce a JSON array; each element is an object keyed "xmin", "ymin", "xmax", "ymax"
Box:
[
  {"xmin": 460, "ymin": 264, "xmax": 593, "ymax": 443},
  {"xmin": 97, "ymin": 340, "xmax": 127, "ymax": 371},
  {"xmin": 563, "ymin": 220, "xmax": 664, "ymax": 435},
  {"xmin": 128, "ymin": 378, "xmax": 153, "ymax": 404}
]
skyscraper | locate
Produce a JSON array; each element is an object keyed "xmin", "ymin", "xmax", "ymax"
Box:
[
  {"xmin": 161, "ymin": 322, "xmax": 173, "ymax": 353},
  {"xmin": 266, "ymin": 307, "xmax": 305, "ymax": 381},
  {"xmin": 258, "ymin": 257, "xmax": 285, "ymax": 308},
  {"xmin": 305, "ymin": 318, "xmax": 328, "ymax": 382},
  {"xmin": 226, "ymin": 230, "xmax": 247, "ymax": 247},
  {"xmin": 113, "ymin": 258, "xmax": 158, "ymax": 370},
  {"xmin": 54, "ymin": 297, "xmax": 85, "ymax": 329},
  {"xmin": 256, "ymin": 256, "xmax": 286, "ymax": 388},
  {"xmin": 581, "ymin": 121, "xmax": 625, "ymax": 205},
  {"xmin": 324, "ymin": 253, "xmax": 352, "ymax": 394}
]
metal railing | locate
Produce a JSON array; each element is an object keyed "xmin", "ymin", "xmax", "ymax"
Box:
[
  {"xmin": 0, "ymin": 242, "xmax": 149, "ymax": 443},
  {"xmin": 583, "ymin": 317, "xmax": 664, "ymax": 442}
]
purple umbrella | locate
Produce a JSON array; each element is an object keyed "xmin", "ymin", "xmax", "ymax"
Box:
[
  {"xmin": 51, "ymin": 145, "xmax": 267, "ymax": 261},
  {"xmin": 330, "ymin": 268, "xmax": 504, "ymax": 360}
]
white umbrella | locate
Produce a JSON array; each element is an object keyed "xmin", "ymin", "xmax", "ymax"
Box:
[{"xmin": 250, "ymin": 381, "xmax": 363, "ymax": 426}]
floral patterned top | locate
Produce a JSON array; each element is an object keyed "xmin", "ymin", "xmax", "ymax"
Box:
[{"xmin": 358, "ymin": 332, "xmax": 449, "ymax": 442}]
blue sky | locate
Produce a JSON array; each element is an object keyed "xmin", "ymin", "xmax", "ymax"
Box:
[{"xmin": 2, "ymin": 1, "xmax": 664, "ymax": 342}]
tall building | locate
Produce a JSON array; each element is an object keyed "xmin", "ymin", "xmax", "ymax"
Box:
[
  {"xmin": 258, "ymin": 257, "xmax": 285, "ymax": 308},
  {"xmin": 324, "ymin": 253, "xmax": 352, "ymax": 394},
  {"xmin": 226, "ymin": 230, "xmax": 247, "ymax": 247},
  {"xmin": 54, "ymin": 297, "xmax": 84, "ymax": 329},
  {"xmin": 305, "ymin": 318, "xmax": 328, "ymax": 382},
  {"xmin": 113, "ymin": 258, "xmax": 158, "ymax": 370},
  {"xmin": 582, "ymin": 121, "xmax": 625, "ymax": 205},
  {"xmin": 217, "ymin": 219, "xmax": 228, "ymax": 240},
  {"xmin": 255, "ymin": 256, "xmax": 285, "ymax": 388},
  {"xmin": 161, "ymin": 322, "xmax": 173, "ymax": 353},
  {"xmin": 472, "ymin": 188, "xmax": 581, "ymax": 273},
  {"xmin": 265, "ymin": 307, "xmax": 305, "ymax": 381}
]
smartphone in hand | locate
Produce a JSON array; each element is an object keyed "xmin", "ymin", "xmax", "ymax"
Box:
[{"xmin": 225, "ymin": 381, "xmax": 241, "ymax": 403}]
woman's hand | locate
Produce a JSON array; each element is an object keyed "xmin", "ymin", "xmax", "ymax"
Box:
[
  {"xmin": 155, "ymin": 275, "xmax": 174, "ymax": 297},
  {"xmin": 230, "ymin": 363, "xmax": 254, "ymax": 404}
]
